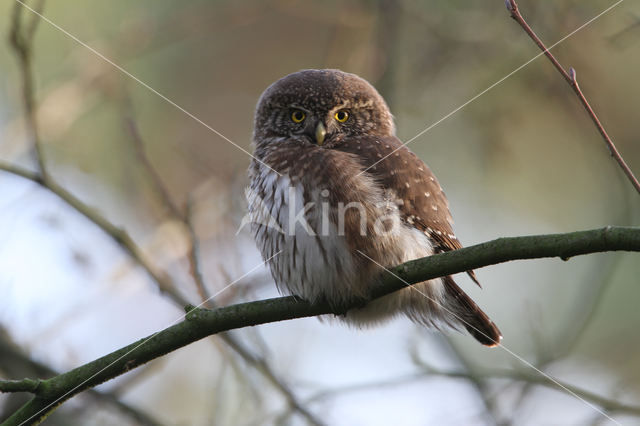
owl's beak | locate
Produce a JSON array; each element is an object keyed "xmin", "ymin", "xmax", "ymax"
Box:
[{"xmin": 315, "ymin": 122, "xmax": 326, "ymax": 146}]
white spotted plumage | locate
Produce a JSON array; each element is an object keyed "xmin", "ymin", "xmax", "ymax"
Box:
[
  {"xmin": 249, "ymin": 163, "xmax": 455, "ymax": 329},
  {"xmin": 248, "ymin": 69, "xmax": 502, "ymax": 346}
]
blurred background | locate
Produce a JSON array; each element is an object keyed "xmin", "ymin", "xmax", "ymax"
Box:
[{"xmin": 0, "ymin": 0, "xmax": 639, "ymax": 425}]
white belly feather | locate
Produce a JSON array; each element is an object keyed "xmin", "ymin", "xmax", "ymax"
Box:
[{"xmin": 249, "ymin": 168, "xmax": 448, "ymax": 327}]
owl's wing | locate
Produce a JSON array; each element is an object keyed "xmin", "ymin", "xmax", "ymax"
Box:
[
  {"xmin": 336, "ymin": 135, "xmax": 501, "ymax": 346},
  {"xmin": 337, "ymin": 135, "xmax": 480, "ymax": 286}
]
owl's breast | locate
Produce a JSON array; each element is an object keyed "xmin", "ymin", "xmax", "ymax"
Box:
[
  {"xmin": 248, "ymin": 141, "xmax": 434, "ymax": 307},
  {"xmin": 248, "ymin": 165, "xmax": 365, "ymax": 306}
]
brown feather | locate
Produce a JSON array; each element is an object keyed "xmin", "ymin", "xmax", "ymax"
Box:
[
  {"xmin": 336, "ymin": 135, "xmax": 500, "ymax": 345},
  {"xmin": 443, "ymin": 276, "xmax": 502, "ymax": 346},
  {"xmin": 337, "ymin": 136, "xmax": 482, "ymax": 283}
]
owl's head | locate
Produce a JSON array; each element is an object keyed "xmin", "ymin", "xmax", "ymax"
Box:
[{"xmin": 253, "ymin": 69, "xmax": 394, "ymax": 148}]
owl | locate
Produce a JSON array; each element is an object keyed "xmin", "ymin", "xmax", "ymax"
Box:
[{"xmin": 248, "ymin": 69, "xmax": 501, "ymax": 346}]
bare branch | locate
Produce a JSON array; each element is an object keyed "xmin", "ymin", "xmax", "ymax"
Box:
[
  {"xmin": 0, "ymin": 159, "xmax": 189, "ymax": 305},
  {"xmin": 126, "ymin": 117, "xmax": 183, "ymax": 219},
  {"xmin": 505, "ymin": 0, "xmax": 640, "ymax": 194},
  {"xmin": 184, "ymin": 196, "xmax": 212, "ymax": 303},
  {"xmin": 298, "ymin": 359, "xmax": 640, "ymax": 421},
  {"xmin": 417, "ymin": 363, "xmax": 640, "ymax": 417},
  {"xmin": 435, "ymin": 337, "xmax": 500, "ymax": 425},
  {"xmin": 9, "ymin": 0, "xmax": 47, "ymax": 179}
]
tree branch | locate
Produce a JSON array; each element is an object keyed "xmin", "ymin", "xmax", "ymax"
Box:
[
  {"xmin": 370, "ymin": 226, "xmax": 638, "ymax": 300},
  {"xmin": 418, "ymin": 365, "xmax": 640, "ymax": 417},
  {"xmin": 125, "ymin": 116, "xmax": 184, "ymax": 220},
  {"xmin": 296, "ymin": 361, "xmax": 640, "ymax": 420},
  {"xmin": 505, "ymin": 0, "xmax": 640, "ymax": 195},
  {"xmin": 2, "ymin": 226, "xmax": 639, "ymax": 425},
  {"xmin": 9, "ymin": 0, "xmax": 47, "ymax": 180},
  {"xmin": 0, "ymin": 328, "xmax": 161, "ymax": 426},
  {"xmin": 0, "ymin": 160, "xmax": 188, "ymax": 305},
  {"xmin": 435, "ymin": 337, "xmax": 500, "ymax": 425},
  {"xmin": 0, "ymin": 380, "xmax": 40, "ymax": 394}
]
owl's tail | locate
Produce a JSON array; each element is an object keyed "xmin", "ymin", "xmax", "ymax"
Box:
[{"xmin": 443, "ymin": 277, "xmax": 502, "ymax": 347}]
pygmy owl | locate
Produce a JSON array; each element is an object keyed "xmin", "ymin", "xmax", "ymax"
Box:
[{"xmin": 248, "ymin": 69, "xmax": 501, "ymax": 346}]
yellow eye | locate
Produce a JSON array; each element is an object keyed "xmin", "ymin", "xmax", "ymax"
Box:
[
  {"xmin": 334, "ymin": 110, "xmax": 349, "ymax": 123},
  {"xmin": 291, "ymin": 110, "xmax": 306, "ymax": 123}
]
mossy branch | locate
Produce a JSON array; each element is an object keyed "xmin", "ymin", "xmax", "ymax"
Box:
[{"xmin": 1, "ymin": 226, "xmax": 639, "ymax": 425}]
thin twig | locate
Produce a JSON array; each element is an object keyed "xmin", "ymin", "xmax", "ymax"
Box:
[
  {"xmin": 126, "ymin": 117, "xmax": 183, "ymax": 219},
  {"xmin": 184, "ymin": 196, "xmax": 213, "ymax": 303},
  {"xmin": 286, "ymin": 356, "xmax": 640, "ymax": 420},
  {"xmin": 506, "ymin": 0, "xmax": 640, "ymax": 195},
  {"xmin": 436, "ymin": 337, "xmax": 500, "ymax": 425},
  {"xmin": 6, "ymin": 161, "xmax": 190, "ymax": 303},
  {"xmin": 415, "ymin": 363, "xmax": 640, "ymax": 417},
  {"xmin": 125, "ymin": 113, "xmax": 212, "ymax": 306},
  {"xmin": 8, "ymin": 0, "xmax": 47, "ymax": 180},
  {"xmin": 299, "ymin": 373, "xmax": 425, "ymax": 405}
]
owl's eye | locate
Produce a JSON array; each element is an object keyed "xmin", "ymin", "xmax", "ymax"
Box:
[
  {"xmin": 334, "ymin": 110, "xmax": 349, "ymax": 123},
  {"xmin": 291, "ymin": 110, "xmax": 306, "ymax": 123}
]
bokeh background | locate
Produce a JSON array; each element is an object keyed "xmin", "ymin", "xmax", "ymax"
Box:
[{"xmin": 1, "ymin": 0, "xmax": 639, "ymax": 425}]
